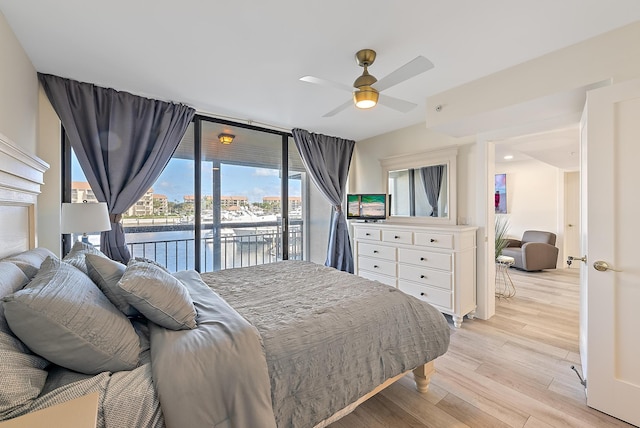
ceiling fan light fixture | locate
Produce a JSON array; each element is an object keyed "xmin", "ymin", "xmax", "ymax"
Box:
[
  {"xmin": 354, "ymin": 86, "xmax": 379, "ymax": 109},
  {"xmin": 218, "ymin": 133, "xmax": 235, "ymax": 145}
]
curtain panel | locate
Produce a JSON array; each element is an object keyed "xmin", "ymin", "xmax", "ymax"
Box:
[
  {"xmin": 39, "ymin": 73, "xmax": 195, "ymax": 263},
  {"xmin": 420, "ymin": 165, "xmax": 444, "ymax": 217},
  {"xmin": 292, "ymin": 128, "xmax": 355, "ymax": 273}
]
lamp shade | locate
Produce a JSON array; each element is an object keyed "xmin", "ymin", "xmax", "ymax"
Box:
[
  {"xmin": 353, "ymin": 86, "xmax": 378, "ymax": 109},
  {"xmin": 61, "ymin": 202, "xmax": 112, "ymax": 234}
]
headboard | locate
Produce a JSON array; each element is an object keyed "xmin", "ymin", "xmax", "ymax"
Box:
[{"xmin": 0, "ymin": 132, "xmax": 49, "ymax": 259}]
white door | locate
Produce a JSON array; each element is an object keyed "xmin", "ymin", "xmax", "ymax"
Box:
[
  {"xmin": 564, "ymin": 171, "xmax": 580, "ymax": 267},
  {"xmin": 582, "ymin": 78, "xmax": 640, "ymax": 426}
]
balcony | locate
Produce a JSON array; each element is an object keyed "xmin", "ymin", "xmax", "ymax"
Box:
[{"xmin": 121, "ymin": 220, "xmax": 304, "ymax": 273}]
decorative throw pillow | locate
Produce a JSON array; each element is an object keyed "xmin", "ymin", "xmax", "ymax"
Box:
[
  {"xmin": 0, "ymin": 262, "xmax": 30, "ymax": 335},
  {"xmin": 117, "ymin": 259, "xmax": 197, "ymax": 330},
  {"xmin": 85, "ymin": 254, "xmax": 139, "ymax": 317},
  {"xmin": 1, "ymin": 247, "xmax": 57, "ymax": 279},
  {"xmin": 0, "ymin": 262, "xmax": 49, "ymax": 415},
  {"xmin": 3, "ymin": 257, "xmax": 140, "ymax": 375},
  {"xmin": 131, "ymin": 256, "xmax": 170, "ymax": 272},
  {"xmin": 62, "ymin": 241, "xmax": 107, "ymax": 274}
]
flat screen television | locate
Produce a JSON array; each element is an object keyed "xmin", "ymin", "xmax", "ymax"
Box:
[{"xmin": 347, "ymin": 193, "xmax": 387, "ymax": 221}]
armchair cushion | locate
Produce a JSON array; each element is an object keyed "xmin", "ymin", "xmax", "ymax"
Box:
[{"xmin": 501, "ymin": 230, "xmax": 559, "ymax": 271}]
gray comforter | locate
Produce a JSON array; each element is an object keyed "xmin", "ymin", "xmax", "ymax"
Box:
[
  {"xmin": 201, "ymin": 260, "xmax": 450, "ymax": 428},
  {"xmin": 149, "ymin": 270, "xmax": 276, "ymax": 428},
  {"xmin": 5, "ymin": 261, "xmax": 448, "ymax": 428}
]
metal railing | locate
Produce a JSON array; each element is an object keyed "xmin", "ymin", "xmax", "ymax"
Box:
[{"xmin": 124, "ymin": 222, "xmax": 303, "ymax": 273}]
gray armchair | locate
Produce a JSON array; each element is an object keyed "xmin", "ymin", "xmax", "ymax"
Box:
[{"xmin": 501, "ymin": 230, "xmax": 559, "ymax": 271}]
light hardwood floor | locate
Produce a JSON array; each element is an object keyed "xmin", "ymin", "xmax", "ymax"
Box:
[{"xmin": 329, "ymin": 268, "xmax": 634, "ymax": 428}]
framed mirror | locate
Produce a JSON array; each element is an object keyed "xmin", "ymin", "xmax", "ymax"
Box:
[{"xmin": 380, "ymin": 148, "xmax": 457, "ymax": 225}]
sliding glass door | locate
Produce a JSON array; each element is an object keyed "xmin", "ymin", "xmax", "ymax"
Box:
[
  {"xmin": 65, "ymin": 116, "xmax": 307, "ymax": 272},
  {"xmin": 199, "ymin": 120, "xmax": 288, "ymax": 271}
]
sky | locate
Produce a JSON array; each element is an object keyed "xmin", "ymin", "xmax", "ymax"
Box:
[{"xmin": 72, "ymin": 154, "xmax": 301, "ymax": 204}]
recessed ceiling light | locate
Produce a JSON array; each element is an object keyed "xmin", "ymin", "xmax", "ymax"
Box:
[{"xmin": 504, "ymin": 155, "xmax": 514, "ymax": 160}]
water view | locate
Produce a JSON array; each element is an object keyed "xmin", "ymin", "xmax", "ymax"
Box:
[{"xmin": 83, "ymin": 215, "xmax": 303, "ymax": 273}]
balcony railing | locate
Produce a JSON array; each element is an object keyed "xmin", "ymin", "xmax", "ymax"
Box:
[{"xmin": 123, "ymin": 221, "xmax": 303, "ymax": 273}]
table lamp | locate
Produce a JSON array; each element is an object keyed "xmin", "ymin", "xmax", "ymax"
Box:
[{"xmin": 61, "ymin": 201, "xmax": 112, "ymax": 243}]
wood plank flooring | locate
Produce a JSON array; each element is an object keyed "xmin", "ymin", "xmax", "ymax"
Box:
[{"xmin": 328, "ymin": 268, "xmax": 635, "ymax": 428}]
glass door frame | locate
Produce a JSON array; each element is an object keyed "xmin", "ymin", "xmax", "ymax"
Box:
[{"xmin": 193, "ymin": 115, "xmax": 296, "ymax": 272}]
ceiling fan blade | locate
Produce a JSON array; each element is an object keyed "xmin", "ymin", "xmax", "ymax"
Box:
[
  {"xmin": 323, "ymin": 99, "xmax": 353, "ymax": 117},
  {"xmin": 378, "ymin": 94, "xmax": 418, "ymax": 113},
  {"xmin": 300, "ymin": 76, "xmax": 353, "ymax": 93},
  {"xmin": 373, "ymin": 56, "xmax": 434, "ymax": 92}
]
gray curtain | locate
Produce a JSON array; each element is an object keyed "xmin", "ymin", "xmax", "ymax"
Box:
[
  {"xmin": 419, "ymin": 165, "xmax": 445, "ymax": 217},
  {"xmin": 292, "ymin": 128, "xmax": 355, "ymax": 273},
  {"xmin": 39, "ymin": 73, "xmax": 195, "ymax": 263}
]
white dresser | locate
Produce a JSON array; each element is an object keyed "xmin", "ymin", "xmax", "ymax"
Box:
[{"xmin": 352, "ymin": 222, "xmax": 477, "ymax": 327}]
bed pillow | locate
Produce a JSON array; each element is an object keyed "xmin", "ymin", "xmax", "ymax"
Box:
[
  {"xmin": 131, "ymin": 256, "xmax": 170, "ymax": 272},
  {"xmin": 1, "ymin": 247, "xmax": 57, "ymax": 279},
  {"xmin": 2, "ymin": 257, "xmax": 140, "ymax": 375},
  {"xmin": 117, "ymin": 259, "xmax": 197, "ymax": 330},
  {"xmin": 62, "ymin": 241, "xmax": 107, "ymax": 274},
  {"xmin": 85, "ymin": 254, "xmax": 139, "ymax": 317},
  {"xmin": 0, "ymin": 262, "xmax": 49, "ymax": 415}
]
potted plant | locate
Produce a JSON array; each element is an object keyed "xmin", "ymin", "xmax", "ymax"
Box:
[{"xmin": 495, "ymin": 215, "xmax": 510, "ymax": 260}]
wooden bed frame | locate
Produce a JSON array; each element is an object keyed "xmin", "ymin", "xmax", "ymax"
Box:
[
  {"xmin": 313, "ymin": 362, "xmax": 435, "ymax": 427},
  {"xmin": 0, "ymin": 131, "xmax": 436, "ymax": 427}
]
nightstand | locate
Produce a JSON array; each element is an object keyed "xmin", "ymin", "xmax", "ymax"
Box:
[{"xmin": 0, "ymin": 392, "xmax": 98, "ymax": 428}]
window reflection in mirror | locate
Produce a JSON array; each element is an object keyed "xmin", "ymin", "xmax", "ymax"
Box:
[{"xmin": 388, "ymin": 165, "xmax": 448, "ymax": 218}]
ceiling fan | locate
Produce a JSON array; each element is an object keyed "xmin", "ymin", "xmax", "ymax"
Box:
[{"xmin": 300, "ymin": 49, "xmax": 434, "ymax": 117}]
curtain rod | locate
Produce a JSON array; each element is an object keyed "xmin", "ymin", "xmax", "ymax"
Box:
[{"xmin": 195, "ymin": 110, "xmax": 292, "ymax": 134}]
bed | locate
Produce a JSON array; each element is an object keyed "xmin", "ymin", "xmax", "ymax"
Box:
[{"xmin": 0, "ymin": 133, "xmax": 450, "ymax": 427}]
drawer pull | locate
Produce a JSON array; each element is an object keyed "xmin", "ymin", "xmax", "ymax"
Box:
[
  {"xmin": 373, "ymin": 250, "xmax": 379, "ymax": 254},
  {"xmin": 394, "ymin": 235, "xmax": 400, "ymax": 239},
  {"xmin": 420, "ymin": 257, "xmax": 425, "ymax": 261},
  {"xmin": 365, "ymin": 233, "xmax": 371, "ymax": 236},
  {"xmin": 420, "ymin": 292, "xmax": 426, "ymax": 296},
  {"xmin": 420, "ymin": 275, "xmax": 426, "ymax": 279},
  {"xmin": 373, "ymin": 265, "xmax": 379, "ymax": 268},
  {"xmin": 430, "ymin": 238, "xmax": 436, "ymax": 243}
]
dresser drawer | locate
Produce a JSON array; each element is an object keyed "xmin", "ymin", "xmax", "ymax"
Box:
[
  {"xmin": 358, "ymin": 242, "xmax": 396, "ymax": 261},
  {"xmin": 398, "ymin": 264, "xmax": 451, "ymax": 290},
  {"xmin": 355, "ymin": 228, "xmax": 381, "ymax": 241},
  {"xmin": 414, "ymin": 232, "xmax": 454, "ymax": 249},
  {"xmin": 382, "ymin": 229, "xmax": 413, "ymax": 245},
  {"xmin": 358, "ymin": 256, "xmax": 395, "ymax": 277},
  {"xmin": 399, "ymin": 280, "xmax": 452, "ymax": 310},
  {"xmin": 358, "ymin": 270, "xmax": 396, "ymax": 287},
  {"xmin": 398, "ymin": 248, "xmax": 451, "ymax": 271}
]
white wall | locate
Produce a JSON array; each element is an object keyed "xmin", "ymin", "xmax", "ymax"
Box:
[
  {"xmin": 0, "ymin": 11, "xmax": 37, "ymax": 154},
  {"xmin": 496, "ymin": 159, "xmax": 563, "ymax": 266},
  {"xmin": 351, "ymin": 123, "xmax": 457, "ymax": 191},
  {"xmin": 37, "ymin": 87, "xmax": 62, "ymax": 255},
  {"xmin": 0, "ymin": 12, "xmax": 60, "ymax": 253}
]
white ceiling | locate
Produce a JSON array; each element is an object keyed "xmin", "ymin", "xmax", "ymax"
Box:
[{"xmin": 2, "ymin": 1, "xmax": 640, "ymax": 141}]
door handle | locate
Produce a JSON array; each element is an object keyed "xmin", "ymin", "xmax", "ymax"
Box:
[
  {"xmin": 593, "ymin": 260, "xmax": 622, "ymax": 272},
  {"xmin": 567, "ymin": 255, "xmax": 587, "ymax": 267}
]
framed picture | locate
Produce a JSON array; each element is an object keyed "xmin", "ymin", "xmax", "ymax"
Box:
[{"xmin": 495, "ymin": 173, "xmax": 507, "ymax": 213}]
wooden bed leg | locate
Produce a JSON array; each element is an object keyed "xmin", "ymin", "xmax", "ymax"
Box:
[{"xmin": 413, "ymin": 361, "xmax": 435, "ymax": 393}]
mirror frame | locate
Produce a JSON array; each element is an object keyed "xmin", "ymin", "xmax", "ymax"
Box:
[{"xmin": 380, "ymin": 147, "xmax": 457, "ymax": 225}]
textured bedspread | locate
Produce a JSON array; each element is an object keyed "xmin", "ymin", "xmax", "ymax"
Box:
[
  {"xmin": 149, "ymin": 270, "xmax": 276, "ymax": 428},
  {"xmin": 200, "ymin": 260, "xmax": 450, "ymax": 428}
]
